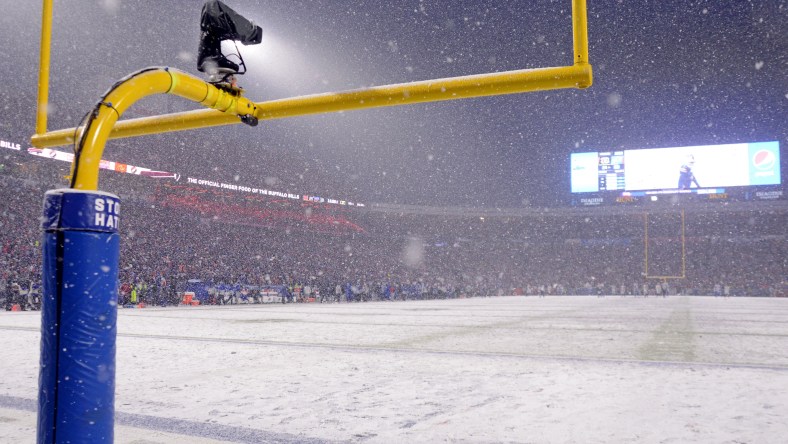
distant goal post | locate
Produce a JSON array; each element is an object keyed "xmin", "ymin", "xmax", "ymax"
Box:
[{"xmin": 643, "ymin": 210, "xmax": 686, "ymax": 280}]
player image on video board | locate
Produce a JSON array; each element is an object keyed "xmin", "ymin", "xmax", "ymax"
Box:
[
  {"xmin": 625, "ymin": 144, "xmax": 745, "ymax": 191},
  {"xmin": 677, "ymin": 155, "xmax": 701, "ymax": 189}
]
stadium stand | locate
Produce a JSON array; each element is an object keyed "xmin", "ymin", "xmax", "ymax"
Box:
[{"xmin": 1, "ymin": 154, "xmax": 786, "ymax": 310}]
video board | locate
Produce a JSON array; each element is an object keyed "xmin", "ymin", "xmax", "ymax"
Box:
[{"xmin": 571, "ymin": 142, "xmax": 781, "ymax": 201}]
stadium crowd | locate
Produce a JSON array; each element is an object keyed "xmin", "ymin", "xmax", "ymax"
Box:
[{"xmin": 1, "ymin": 160, "xmax": 786, "ymax": 310}]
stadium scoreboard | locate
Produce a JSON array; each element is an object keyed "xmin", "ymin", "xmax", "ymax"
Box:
[
  {"xmin": 570, "ymin": 141, "xmax": 782, "ymax": 206},
  {"xmin": 594, "ymin": 151, "xmax": 626, "ymax": 192}
]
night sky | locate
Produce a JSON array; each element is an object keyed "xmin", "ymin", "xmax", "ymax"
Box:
[{"xmin": 1, "ymin": 0, "xmax": 785, "ymax": 207}]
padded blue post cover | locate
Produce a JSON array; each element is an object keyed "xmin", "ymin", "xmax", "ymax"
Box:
[{"xmin": 38, "ymin": 190, "xmax": 121, "ymax": 444}]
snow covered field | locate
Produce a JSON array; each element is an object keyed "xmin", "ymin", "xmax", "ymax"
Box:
[{"xmin": 1, "ymin": 296, "xmax": 787, "ymax": 443}]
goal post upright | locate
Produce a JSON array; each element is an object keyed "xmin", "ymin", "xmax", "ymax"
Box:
[{"xmin": 35, "ymin": 0, "xmax": 53, "ymax": 135}]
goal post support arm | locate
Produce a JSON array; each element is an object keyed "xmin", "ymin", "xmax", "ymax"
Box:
[{"xmin": 66, "ymin": 67, "xmax": 258, "ymax": 190}]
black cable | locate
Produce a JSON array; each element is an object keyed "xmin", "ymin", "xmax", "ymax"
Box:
[
  {"xmin": 231, "ymin": 40, "xmax": 246, "ymax": 75},
  {"xmin": 69, "ymin": 110, "xmax": 96, "ymax": 188},
  {"xmin": 70, "ymin": 67, "xmax": 164, "ymax": 188},
  {"xmin": 50, "ymin": 229, "xmax": 66, "ymax": 443},
  {"xmin": 101, "ymin": 101, "xmax": 121, "ymax": 119}
]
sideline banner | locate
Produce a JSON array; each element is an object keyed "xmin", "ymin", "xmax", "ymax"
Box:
[
  {"xmin": 27, "ymin": 147, "xmax": 180, "ymax": 180},
  {"xmin": 4, "ymin": 136, "xmax": 365, "ymax": 208},
  {"xmin": 1, "ymin": 139, "xmax": 22, "ymax": 150}
]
